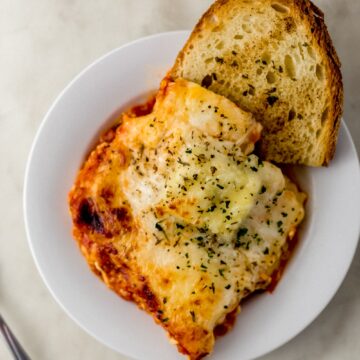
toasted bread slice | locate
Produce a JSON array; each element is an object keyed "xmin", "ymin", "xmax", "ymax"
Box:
[{"xmin": 171, "ymin": 0, "xmax": 343, "ymax": 166}]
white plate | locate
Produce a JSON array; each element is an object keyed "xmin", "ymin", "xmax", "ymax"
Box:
[{"xmin": 24, "ymin": 31, "xmax": 360, "ymax": 360}]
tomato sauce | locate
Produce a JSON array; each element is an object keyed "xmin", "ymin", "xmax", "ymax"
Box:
[
  {"xmin": 126, "ymin": 95, "xmax": 156, "ymax": 117},
  {"xmin": 99, "ymin": 94, "xmax": 156, "ymax": 144}
]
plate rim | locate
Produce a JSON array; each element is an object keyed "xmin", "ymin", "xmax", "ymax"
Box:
[{"xmin": 23, "ymin": 30, "xmax": 360, "ymax": 360}]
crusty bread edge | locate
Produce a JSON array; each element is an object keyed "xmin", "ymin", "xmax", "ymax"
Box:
[
  {"xmin": 171, "ymin": 0, "xmax": 344, "ymax": 166},
  {"xmin": 299, "ymin": 0, "xmax": 343, "ymax": 165}
]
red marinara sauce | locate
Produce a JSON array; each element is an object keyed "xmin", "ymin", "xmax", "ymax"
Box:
[{"xmin": 100, "ymin": 94, "xmax": 156, "ymax": 144}]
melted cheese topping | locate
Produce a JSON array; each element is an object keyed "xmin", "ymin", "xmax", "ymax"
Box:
[
  {"xmin": 70, "ymin": 79, "xmax": 305, "ymax": 359},
  {"xmin": 117, "ymin": 79, "xmax": 305, "ymax": 331}
]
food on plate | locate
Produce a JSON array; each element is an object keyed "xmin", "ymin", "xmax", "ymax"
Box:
[
  {"xmin": 69, "ymin": 79, "xmax": 305, "ymax": 359},
  {"xmin": 171, "ymin": 0, "xmax": 343, "ymax": 166}
]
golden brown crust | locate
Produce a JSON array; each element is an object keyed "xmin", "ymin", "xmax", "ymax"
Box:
[
  {"xmin": 297, "ymin": 0, "xmax": 343, "ymax": 164},
  {"xmin": 171, "ymin": 0, "xmax": 344, "ymax": 166},
  {"xmin": 287, "ymin": 0, "xmax": 343, "ymax": 165}
]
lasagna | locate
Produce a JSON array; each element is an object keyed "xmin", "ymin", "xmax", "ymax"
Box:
[{"xmin": 69, "ymin": 78, "xmax": 305, "ymax": 359}]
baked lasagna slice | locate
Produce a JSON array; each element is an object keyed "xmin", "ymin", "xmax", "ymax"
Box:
[{"xmin": 69, "ymin": 79, "xmax": 305, "ymax": 359}]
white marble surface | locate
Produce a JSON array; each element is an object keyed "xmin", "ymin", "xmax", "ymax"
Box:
[{"xmin": 1, "ymin": 0, "xmax": 359, "ymax": 359}]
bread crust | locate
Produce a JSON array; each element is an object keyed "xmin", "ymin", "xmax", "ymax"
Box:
[
  {"xmin": 294, "ymin": 0, "xmax": 343, "ymax": 165},
  {"xmin": 172, "ymin": 0, "xmax": 343, "ymax": 166}
]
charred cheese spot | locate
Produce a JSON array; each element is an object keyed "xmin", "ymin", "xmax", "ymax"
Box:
[
  {"xmin": 97, "ymin": 245, "xmax": 117, "ymax": 273},
  {"xmin": 111, "ymin": 207, "xmax": 132, "ymax": 232},
  {"xmin": 100, "ymin": 187, "xmax": 114, "ymax": 202},
  {"xmin": 140, "ymin": 284, "xmax": 159, "ymax": 312},
  {"xmin": 77, "ymin": 198, "xmax": 105, "ymax": 234}
]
